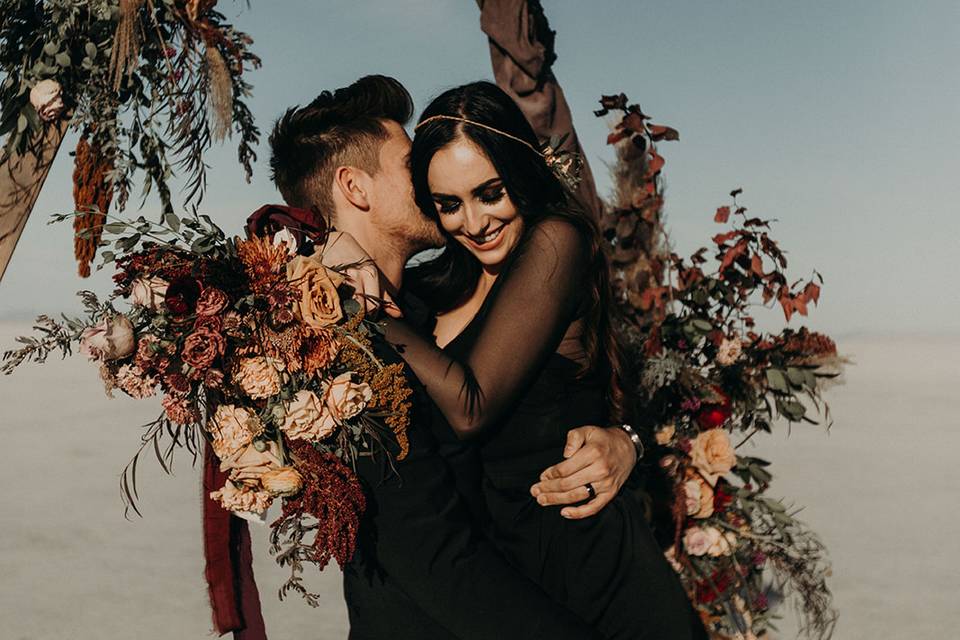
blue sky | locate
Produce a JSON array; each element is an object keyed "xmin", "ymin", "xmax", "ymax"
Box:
[{"xmin": 2, "ymin": 0, "xmax": 958, "ymax": 336}]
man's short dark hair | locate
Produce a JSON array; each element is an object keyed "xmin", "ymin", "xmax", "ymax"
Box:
[{"xmin": 269, "ymin": 75, "xmax": 414, "ymax": 213}]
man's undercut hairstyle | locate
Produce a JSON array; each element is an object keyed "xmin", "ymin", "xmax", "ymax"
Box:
[{"xmin": 269, "ymin": 75, "xmax": 414, "ymax": 213}]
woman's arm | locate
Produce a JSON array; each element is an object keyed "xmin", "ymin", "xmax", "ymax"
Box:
[{"xmin": 384, "ymin": 218, "xmax": 588, "ymax": 438}]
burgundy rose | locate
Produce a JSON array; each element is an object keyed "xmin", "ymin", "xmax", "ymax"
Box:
[
  {"xmin": 694, "ymin": 387, "xmax": 732, "ymax": 430},
  {"xmin": 165, "ymin": 277, "xmax": 202, "ymax": 315},
  {"xmin": 181, "ymin": 329, "xmax": 226, "ymax": 372},
  {"xmin": 196, "ymin": 287, "xmax": 229, "ymax": 316},
  {"xmin": 713, "ymin": 480, "xmax": 735, "ymax": 512}
]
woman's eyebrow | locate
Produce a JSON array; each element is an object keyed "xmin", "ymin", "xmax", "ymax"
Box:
[{"xmin": 471, "ymin": 178, "xmax": 502, "ymax": 196}]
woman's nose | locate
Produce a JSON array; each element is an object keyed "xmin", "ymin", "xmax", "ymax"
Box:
[{"xmin": 461, "ymin": 204, "xmax": 489, "ymax": 237}]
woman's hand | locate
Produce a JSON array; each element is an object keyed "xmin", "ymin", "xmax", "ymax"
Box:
[
  {"xmin": 530, "ymin": 426, "xmax": 637, "ymax": 519},
  {"xmin": 319, "ymin": 231, "xmax": 400, "ymax": 317}
]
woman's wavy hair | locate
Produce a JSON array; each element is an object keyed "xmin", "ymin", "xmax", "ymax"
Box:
[{"xmin": 406, "ymin": 81, "xmax": 628, "ymax": 423}]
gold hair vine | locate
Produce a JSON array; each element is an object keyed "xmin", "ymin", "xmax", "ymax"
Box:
[{"xmin": 415, "ymin": 115, "xmax": 583, "ymax": 191}]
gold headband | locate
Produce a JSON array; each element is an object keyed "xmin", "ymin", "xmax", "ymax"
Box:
[{"xmin": 414, "ymin": 114, "xmax": 542, "ymax": 156}]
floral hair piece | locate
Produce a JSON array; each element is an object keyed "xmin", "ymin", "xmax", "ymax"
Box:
[{"xmin": 415, "ymin": 114, "xmax": 583, "ymax": 192}]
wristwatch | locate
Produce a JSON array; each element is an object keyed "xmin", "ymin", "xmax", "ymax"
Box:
[{"xmin": 615, "ymin": 423, "xmax": 645, "ymax": 461}]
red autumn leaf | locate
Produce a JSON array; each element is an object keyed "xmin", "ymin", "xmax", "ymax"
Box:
[
  {"xmin": 750, "ymin": 253, "xmax": 764, "ymax": 277},
  {"xmin": 622, "ymin": 112, "xmax": 646, "ymax": 133},
  {"xmin": 779, "ymin": 294, "xmax": 795, "ymax": 322},
  {"xmin": 648, "ymin": 124, "xmax": 680, "ymax": 141},
  {"xmin": 643, "ymin": 181, "xmax": 656, "ymax": 195},
  {"xmin": 712, "ymin": 230, "xmax": 739, "ymax": 245},
  {"xmin": 793, "ymin": 295, "xmax": 809, "ymax": 317},
  {"xmin": 647, "ymin": 149, "xmax": 665, "ymax": 174},
  {"xmin": 714, "ymin": 206, "xmax": 731, "ymax": 223},
  {"xmin": 719, "ymin": 239, "xmax": 749, "ymax": 272},
  {"xmin": 803, "ymin": 282, "xmax": 821, "ymax": 305}
]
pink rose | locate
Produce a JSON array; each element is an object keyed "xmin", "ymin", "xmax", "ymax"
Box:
[
  {"xmin": 128, "ymin": 277, "xmax": 169, "ymax": 309},
  {"xmin": 29, "ymin": 79, "xmax": 65, "ymax": 122},
  {"xmin": 79, "ymin": 315, "xmax": 135, "ymax": 361},
  {"xmin": 683, "ymin": 527, "xmax": 712, "ymax": 557}
]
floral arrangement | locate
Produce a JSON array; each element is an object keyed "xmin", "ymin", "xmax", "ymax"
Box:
[
  {"xmin": 597, "ymin": 96, "xmax": 840, "ymax": 639},
  {"xmin": 1, "ymin": 206, "xmax": 412, "ymax": 604},
  {"xmin": 0, "ymin": 0, "xmax": 260, "ymax": 275}
]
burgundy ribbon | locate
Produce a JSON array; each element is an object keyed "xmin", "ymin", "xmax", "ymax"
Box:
[
  {"xmin": 203, "ymin": 442, "xmax": 268, "ymax": 639},
  {"xmin": 244, "ymin": 204, "xmax": 329, "ymax": 246}
]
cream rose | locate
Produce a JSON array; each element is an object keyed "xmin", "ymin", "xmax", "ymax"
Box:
[
  {"xmin": 690, "ymin": 428, "xmax": 737, "ymax": 486},
  {"xmin": 128, "ymin": 277, "xmax": 169, "ymax": 309},
  {"xmin": 29, "ymin": 79, "xmax": 65, "ymax": 122},
  {"xmin": 705, "ymin": 527, "xmax": 737, "ymax": 557},
  {"xmin": 208, "ymin": 404, "xmax": 259, "ymax": 459},
  {"xmin": 325, "ymin": 372, "xmax": 373, "ymax": 421},
  {"xmin": 261, "ymin": 467, "xmax": 304, "ymax": 497},
  {"xmin": 683, "ymin": 526, "xmax": 712, "ymax": 557},
  {"xmin": 234, "ymin": 356, "xmax": 283, "ymax": 399},
  {"xmin": 79, "ymin": 315, "xmax": 136, "ymax": 361},
  {"xmin": 684, "ymin": 471, "xmax": 715, "ymax": 519},
  {"xmin": 286, "ymin": 254, "xmax": 344, "ymax": 329},
  {"xmin": 655, "ymin": 423, "xmax": 676, "ymax": 445},
  {"xmin": 280, "ymin": 389, "xmax": 337, "ymax": 441},
  {"xmin": 209, "ymin": 480, "xmax": 273, "ymax": 521}
]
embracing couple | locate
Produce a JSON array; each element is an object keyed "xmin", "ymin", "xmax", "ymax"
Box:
[{"xmin": 225, "ymin": 75, "xmax": 706, "ymax": 639}]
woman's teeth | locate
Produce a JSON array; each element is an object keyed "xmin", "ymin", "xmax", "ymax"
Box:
[{"xmin": 474, "ymin": 227, "xmax": 502, "ymax": 244}]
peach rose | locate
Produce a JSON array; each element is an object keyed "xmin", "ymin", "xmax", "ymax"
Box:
[
  {"xmin": 128, "ymin": 277, "xmax": 169, "ymax": 309},
  {"xmin": 261, "ymin": 467, "xmax": 304, "ymax": 497},
  {"xmin": 234, "ymin": 356, "xmax": 283, "ymax": 399},
  {"xmin": 79, "ymin": 315, "xmax": 136, "ymax": 361},
  {"xmin": 325, "ymin": 372, "xmax": 372, "ymax": 421},
  {"xmin": 286, "ymin": 254, "xmax": 344, "ymax": 329},
  {"xmin": 655, "ymin": 423, "xmax": 676, "ymax": 445},
  {"xmin": 208, "ymin": 404, "xmax": 259, "ymax": 459},
  {"xmin": 684, "ymin": 470, "xmax": 715, "ymax": 519},
  {"xmin": 705, "ymin": 527, "xmax": 737, "ymax": 557},
  {"xmin": 683, "ymin": 526, "xmax": 712, "ymax": 557},
  {"xmin": 219, "ymin": 441, "xmax": 282, "ymax": 486},
  {"xmin": 281, "ymin": 389, "xmax": 337, "ymax": 442},
  {"xmin": 690, "ymin": 428, "xmax": 737, "ymax": 486},
  {"xmin": 29, "ymin": 79, "xmax": 64, "ymax": 122}
]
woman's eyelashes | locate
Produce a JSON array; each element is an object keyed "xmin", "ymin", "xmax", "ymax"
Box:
[{"xmin": 432, "ymin": 186, "xmax": 505, "ymax": 215}]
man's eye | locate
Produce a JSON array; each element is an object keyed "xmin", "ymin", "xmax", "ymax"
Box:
[{"xmin": 480, "ymin": 188, "xmax": 505, "ymax": 204}]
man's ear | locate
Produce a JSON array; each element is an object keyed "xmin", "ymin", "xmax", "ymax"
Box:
[{"xmin": 333, "ymin": 166, "xmax": 372, "ymax": 212}]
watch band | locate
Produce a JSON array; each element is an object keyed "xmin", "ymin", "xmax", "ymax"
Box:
[{"xmin": 616, "ymin": 423, "xmax": 645, "ymax": 460}]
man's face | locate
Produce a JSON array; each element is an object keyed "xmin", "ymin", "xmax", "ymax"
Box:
[{"xmin": 369, "ymin": 120, "xmax": 445, "ymax": 253}]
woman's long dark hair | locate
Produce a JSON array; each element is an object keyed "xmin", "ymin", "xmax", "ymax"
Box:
[{"xmin": 406, "ymin": 81, "xmax": 628, "ymax": 423}]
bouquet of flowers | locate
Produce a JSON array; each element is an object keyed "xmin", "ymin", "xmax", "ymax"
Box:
[
  {"xmin": 2, "ymin": 205, "xmax": 412, "ymax": 603},
  {"xmin": 597, "ymin": 96, "xmax": 840, "ymax": 639}
]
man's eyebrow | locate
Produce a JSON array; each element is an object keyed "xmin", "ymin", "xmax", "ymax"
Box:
[{"xmin": 470, "ymin": 178, "xmax": 502, "ymax": 196}]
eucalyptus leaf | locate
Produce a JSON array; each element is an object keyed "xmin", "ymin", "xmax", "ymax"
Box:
[
  {"xmin": 765, "ymin": 368, "xmax": 788, "ymax": 392},
  {"xmin": 786, "ymin": 367, "xmax": 805, "ymax": 388}
]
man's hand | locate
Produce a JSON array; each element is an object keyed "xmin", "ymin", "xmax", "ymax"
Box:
[
  {"xmin": 319, "ymin": 231, "xmax": 400, "ymax": 317},
  {"xmin": 530, "ymin": 426, "xmax": 637, "ymax": 520}
]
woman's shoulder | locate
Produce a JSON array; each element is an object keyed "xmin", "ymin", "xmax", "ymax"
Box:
[{"xmin": 523, "ymin": 215, "xmax": 590, "ymax": 263}]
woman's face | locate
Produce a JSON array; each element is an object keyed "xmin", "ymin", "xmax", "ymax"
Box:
[{"xmin": 427, "ymin": 136, "xmax": 524, "ymax": 271}]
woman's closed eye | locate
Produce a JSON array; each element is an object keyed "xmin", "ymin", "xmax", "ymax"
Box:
[
  {"xmin": 478, "ymin": 186, "xmax": 505, "ymax": 205},
  {"xmin": 434, "ymin": 196, "xmax": 461, "ymax": 215}
]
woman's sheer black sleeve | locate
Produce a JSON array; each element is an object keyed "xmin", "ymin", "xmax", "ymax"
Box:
[{"xmin": 385, "ymin": 219, "xmax": 588, "ymax": 438}]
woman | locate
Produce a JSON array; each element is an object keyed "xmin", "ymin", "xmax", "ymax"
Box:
[{"xmin": 378, "ymin": 82, "xmax": 707, "ymax": 639}]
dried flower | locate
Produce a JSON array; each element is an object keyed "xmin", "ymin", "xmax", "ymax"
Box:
[
  {"xmin": 286, "ymin": 253, "xmax": 344, "ymax": 329},
  {"xmin": 302, "ymin": 330, "xmax": 339, "ymax": 376},
  {"xmin": 181, "ymin": 328, "xmax": 226, "ymax": 372},
  {"xmin": 210, "ymin": 479, "xmax": 273, "ymax": 516},
  {"xmin": 261, "ymin": 466, "xmax": 303, "ymax": 497},
  {"xmin": 164, "ymin": 277, "xmax": 202, "ymax": 315},
  {"xmin": 690, "ymin": 428, "xmax": 737, "ymax": 486},
  {"xmin": 280, "ymin": 389, "xmax": 336, "ymax": 442},
  {"xmin": 116, "ymin": 363, "xmax": 158, "ymax": 399},
  {"xmin": 683, "ymin": 526, "xmax": 712, "ymax": 556},
  {"xmin": 80, "ymin": 315, "xmax": 135, "ymax": 361},
  {"xmin": 29, "ymin": 79, "xmax": 65, "ymax": 122},
  {"xmin": 655, "ymin": 423, "xmax": 676, "ymax": 445},
  {"xmin": 208, "ymin": 404, "xmax": 258, "ymax": 459},
  {"xmin": 196, "ymin": 287, "xmax": 229, "ymax": 316},
  {"xmin": 325, "ymin": 372, "xmax": 372, "ymax": 422},
  {"xmin": 219, "ymin": 441, "xmax": 282, "ymax": 486},
  {"xmin": 234, "ymin": 356, "xmax": 283, "ymax": 399},
  {"xmin": 716, "ymin": 337, "xmax": 742, "ymax": 366},
  {"xmin": 204, "ymin": 368, "xmax": 224, "ymax": 389},
  {"xmin": 684, "ymin": 471, "xmax": 715, "ymax": 519},
  {"xmin": 128, "ymin": 277, "xmax": 169, "ymax": 309},
  {"xmin": 134, "ymin": 334, "xmax": 162, "ymax": 371},
  {"xmin": 162, "ymin": 394, "xmax": 200, "ymax": 424}
]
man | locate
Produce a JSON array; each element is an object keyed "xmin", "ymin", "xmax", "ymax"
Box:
[{"xmin": 262, "ymin": 75, "xmax": 640, "ymax": 638}]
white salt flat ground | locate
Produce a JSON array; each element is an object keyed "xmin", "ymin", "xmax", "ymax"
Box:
[{"xmin": 1, "ymin": 323, "xmax": 957, "ymax": 639}]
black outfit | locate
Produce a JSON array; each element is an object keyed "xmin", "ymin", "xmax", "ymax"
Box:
[
  {"xmin": 386, "ymin": 219, "xmax": 706, "ymax": 639},
  {"xmin": 342, "ymin": 294, "xmax": 600, "ymax": 639}
]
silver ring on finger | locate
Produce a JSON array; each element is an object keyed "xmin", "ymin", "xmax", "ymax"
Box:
[{"xmin": 584, "ymin": 482, "xmax": 597, "ymax": 501}]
